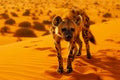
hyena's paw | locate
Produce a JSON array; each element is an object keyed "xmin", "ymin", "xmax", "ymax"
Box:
[
  {"xmin": 76, "ymin": 53, "xmax": 81, "ymax": 56},
  {"xmin": 87, "ymin": 52, "xmax": 91, "ymax": 59},
  {"xmin": 72, "ymin": 56, "xmax": 75, "ymax": 61},
  {"xmin": 76, "ymin": 50, "xmax": 81, "ymax": 56},
  {"xmin": 67, "ymin": 67, "xmax": 73, "ymax": 73},
  {"xmin": 57, "ymin": 67, "xmax": 64, "ymax": 73}
]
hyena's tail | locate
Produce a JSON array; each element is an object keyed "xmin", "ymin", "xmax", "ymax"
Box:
[{"xmin": 89, "ymin": 31, "xmax": 96, "ymax": 44}]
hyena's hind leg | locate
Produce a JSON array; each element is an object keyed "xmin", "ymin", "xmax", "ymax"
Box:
[
  {"xmin": 82, "ymin": 29, "xmax": 91, "ymax": 59},
  {"xmin": 54, "ymin": 39, "xmax": 64, "ymax": 73},
  {"xmin": 76, "ymin": 36, "xmax": 82, "ymax": 56}
]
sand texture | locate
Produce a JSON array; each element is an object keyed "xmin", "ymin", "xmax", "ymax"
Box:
[{"xmin": 0, "ymin": 0, "xmax": 120, "ymax": 80}]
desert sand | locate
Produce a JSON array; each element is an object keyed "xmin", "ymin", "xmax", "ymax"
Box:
[
  {"xmin": 0, "ymin": 18, "xmax": 120, "ymax": 80},
  {"xmin": 0, "ymin": 0, "xmax": 120, "ymax": 80}
]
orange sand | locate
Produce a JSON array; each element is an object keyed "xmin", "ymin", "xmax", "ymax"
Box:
[
  {"xmin": 0, "ymin": 0, "xmax": 120, "ymax": 80},
  {"xmin": 0, "ymin": 19, "xmax": 120, "ymax": 80}
]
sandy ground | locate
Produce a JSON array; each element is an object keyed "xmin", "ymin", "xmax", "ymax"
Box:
[
  {"xmin": 0, "ymin": 0, "xmax": 120, "ymax": 80},
  {"xmin": 0, "ymin": 18, "xmax": 120, "ymax": 80}
]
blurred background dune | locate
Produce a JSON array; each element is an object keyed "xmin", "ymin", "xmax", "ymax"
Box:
[
  {"xmin": 0, "ymin": 0, "xmax": 120, "ymax": 45},
  {"xmin": 0, "ymin": 0, "xmax": 120, "ymax": 80}
]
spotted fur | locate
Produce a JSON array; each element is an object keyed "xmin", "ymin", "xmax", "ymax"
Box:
[{"xmin": 51, "ymin": 9, "xmax": 96, "ymax": 73}]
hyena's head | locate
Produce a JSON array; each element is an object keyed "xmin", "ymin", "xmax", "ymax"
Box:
[{"xmin": 52, "ymin": 16, "xmax": 82, "ymax": 41}]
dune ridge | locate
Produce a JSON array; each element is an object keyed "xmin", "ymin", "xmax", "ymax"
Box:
[
  {"xmin": 0, "ymin": 19, "xmax": 120, "ymax": 80},
  {"xmin": 0, "ymin": 0, "xmax": 120, "ymax": 80}
]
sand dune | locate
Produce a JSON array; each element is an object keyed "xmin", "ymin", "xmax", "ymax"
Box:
[
  {"xmin": 0, "ymin": 19, "xmax": 120, "ymax": 80},
  {"xmin": 0, "ymin": 0, "xmax": 120, "ymax": 80}
]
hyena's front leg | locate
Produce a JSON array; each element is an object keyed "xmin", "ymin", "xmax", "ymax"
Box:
[
  {"xmin": 54, "ymin": 40, "xmax": 63, "ymax": 73},
  {"xmin": 67, "ymin": 41, "xmax": 75, "ymax": 73},
  {"xmin": 82, "ymin": 29, "xmax": 91, "ymax": 59}
]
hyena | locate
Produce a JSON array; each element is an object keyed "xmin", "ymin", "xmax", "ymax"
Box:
[{"xmin": 51, "ymin": 9, "xmax": 96, "ymax": 73}]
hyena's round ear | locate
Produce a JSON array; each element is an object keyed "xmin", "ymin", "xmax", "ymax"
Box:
[
  {"xmin": 52, "ymin": 16, "xmax": 62, "ymax": 26},
  {"xmin": 75, "ymin": 15, "xmax": 82, "ymax": 25}
]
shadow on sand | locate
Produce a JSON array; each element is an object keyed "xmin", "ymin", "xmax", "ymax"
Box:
[{"xmin": 45, "ymin": 48, "xmax": 120, "ymax": 80}]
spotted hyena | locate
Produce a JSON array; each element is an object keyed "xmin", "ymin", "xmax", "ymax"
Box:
[{"xmin": 51, "ymin": 9, "xmax": 96, "ymax": 73}]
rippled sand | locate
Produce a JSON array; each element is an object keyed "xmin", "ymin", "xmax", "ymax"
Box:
[
  {"xmin": 0, "ymin": 19, "xmax": 120, "ymax": 80},
  {"xmin": 0, "ymin": 0, "xmax": 120, "ymax": 80}
]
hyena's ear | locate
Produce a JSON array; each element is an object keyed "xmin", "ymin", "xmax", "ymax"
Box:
[
  {"xmin": 75, "ymin": 15, "xmax": 82, "ymax": 25},
  {"xmin": 52, "ymin": 16, "xmax": 62, "ymax": 26}
]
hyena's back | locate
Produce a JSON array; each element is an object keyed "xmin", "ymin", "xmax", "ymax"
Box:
[{"xmin": 69, "ymin": 8, "xmax": 96, "ymax": 44}]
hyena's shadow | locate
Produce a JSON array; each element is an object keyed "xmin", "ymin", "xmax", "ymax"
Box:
[
  {"xmin": 74, "ymin": 51, "xmax": 120, "ymax": 80},
  {"xmin": 45, "ymin": 48, "xmax": 120, "ymax": 80},
  {"xmin": 45, "ymin": 64, "xmax": 100, "ymax": 80}
]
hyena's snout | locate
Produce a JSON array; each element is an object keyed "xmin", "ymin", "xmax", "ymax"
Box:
[{"xmin": 63, "ymin": 30, "xmax": 73, "ymax": 41}]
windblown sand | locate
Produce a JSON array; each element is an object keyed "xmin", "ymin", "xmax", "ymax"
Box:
[
  {"xmin": 0, "ymin": 19, "xmax": 120, "ymax": 80},
  {"xmin": 0, "ymin": 0, "xmax": 120, "ymax": 80}
]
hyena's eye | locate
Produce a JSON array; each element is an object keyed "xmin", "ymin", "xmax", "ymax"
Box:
[
  {"xmin": 71, "ymin": 28, "xmax": 75, "ymax": 32},
  {"xmin": 62, "ymin": 28, "xmax": 67, "ymax": 32}
]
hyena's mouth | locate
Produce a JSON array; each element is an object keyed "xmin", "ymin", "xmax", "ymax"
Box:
[
  {"xmin": 64, "ymin": 35, "xmax": 73, "ymax": 41},
  {"xmin": 62, "ymin": 30, "xmax": 73, "ymax": 41}
]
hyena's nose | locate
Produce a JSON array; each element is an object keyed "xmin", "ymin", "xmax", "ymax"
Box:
[
  {"xmin": 66, "ymin": 35, "xmax": 72, "ymax": 39},
  {"xmin": 65, "ymin": 34, "xmax": 72, "ymax": 41}
]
